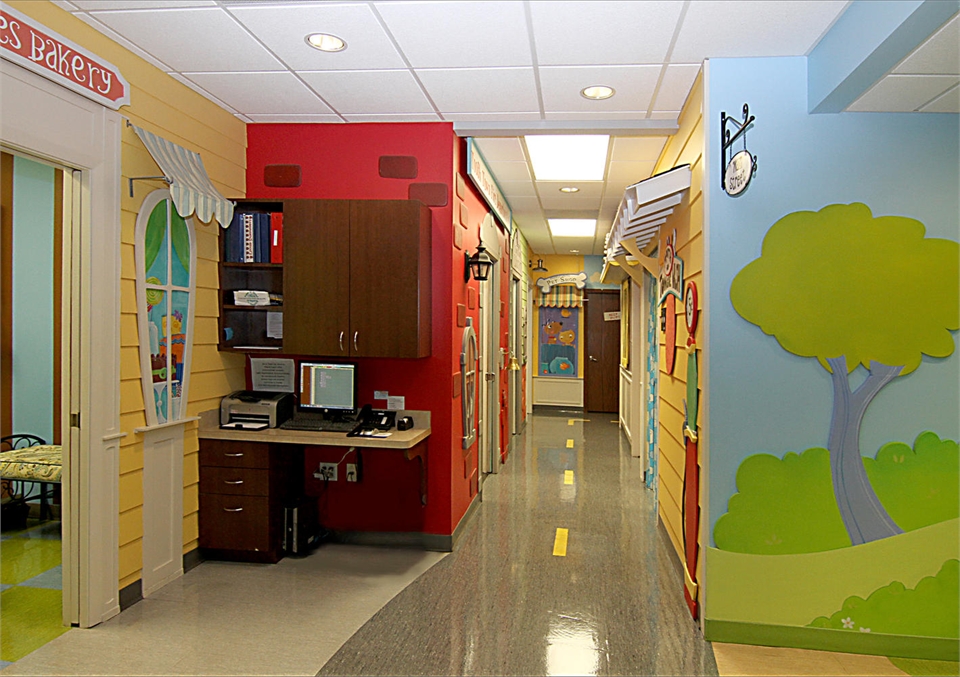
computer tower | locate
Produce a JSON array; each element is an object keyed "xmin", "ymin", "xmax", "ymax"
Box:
[{"xmin": 283, "ymin": 497, "xmax": 320, "ymax": 556}]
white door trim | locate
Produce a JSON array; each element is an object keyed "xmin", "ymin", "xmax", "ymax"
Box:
[{"xmin": 1, "ymin": 59, "xmax": 122, "ymax": 627}]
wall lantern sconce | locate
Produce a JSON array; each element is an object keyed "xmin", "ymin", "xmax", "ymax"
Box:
[
  {"xmin": 465, "ymin": 242, "xmax": 494, "ymax": 282},
  {"xmin": 531, "ymin": 259, "xmax": 548, "ymax": 273}
]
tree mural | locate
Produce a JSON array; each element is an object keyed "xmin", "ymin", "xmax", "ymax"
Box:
[{"xmin": 730, "ymin": 203, "xmax": 959, "ymax": 545}]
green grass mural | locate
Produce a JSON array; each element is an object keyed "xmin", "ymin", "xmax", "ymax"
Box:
[{"xmin": 714, "ymin": 433, "xmax": 958, "ymax": 555}]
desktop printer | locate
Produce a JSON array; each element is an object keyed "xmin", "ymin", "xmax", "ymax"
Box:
[{"xmin": 220, "ymin": 390, "xmax": 293, "ymax": 428}]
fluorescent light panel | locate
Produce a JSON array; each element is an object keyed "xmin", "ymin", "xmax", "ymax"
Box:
[
  {"xmin": 549, "ymin": 219, "xmax": 596, "ymax": 237},
  {"xmin": 525, "ymin": 135, "xmax": 609, "ymax": 181}
]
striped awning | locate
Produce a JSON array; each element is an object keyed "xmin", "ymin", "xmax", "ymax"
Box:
[
  {"xmin": 539, "ymin": 285, "xmax": 582, "ymax": 308},
  {"xmin": 132, "ymin": 125, "xmax": 235, "ymax": 227}
]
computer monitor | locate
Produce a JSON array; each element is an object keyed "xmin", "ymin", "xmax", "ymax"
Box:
[{"xmin": 298, "ymin": 361, "xmax": 357, "ymax": 417}]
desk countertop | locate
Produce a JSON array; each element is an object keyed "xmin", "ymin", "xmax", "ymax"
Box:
[{"xmin": 197, "ymin": 410, "xmax": 430, "ymax": 450}]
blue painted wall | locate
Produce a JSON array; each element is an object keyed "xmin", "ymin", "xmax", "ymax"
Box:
[
  {"xmin": 12, "ymin": 155, "xmax": 55, "ymax": 443},
  {"xmin": 705, "ymin": 56, "xmax": 959, "ymax": 543}
]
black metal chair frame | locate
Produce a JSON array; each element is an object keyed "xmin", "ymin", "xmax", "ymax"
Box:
[{"xmin": 1, "ymin": 434, "xmax": 59, "ymax": 522}]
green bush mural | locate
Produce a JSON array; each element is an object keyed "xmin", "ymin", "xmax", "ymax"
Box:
[
  {"xmin": 714, "ymin": 433, "xmax": 958, "ymax": 555},
  {"xmin": 809, "ymin": 559, "xmax": 959, "ymax": 639}
]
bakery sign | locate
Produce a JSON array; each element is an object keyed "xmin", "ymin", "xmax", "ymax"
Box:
[
  {"xmin": 0, "ymin": 4, "xmax": 129, "ymax": 109},
  {"xmin": 466, "ymin": 137, "xmax": 512, "ymax": 232}
]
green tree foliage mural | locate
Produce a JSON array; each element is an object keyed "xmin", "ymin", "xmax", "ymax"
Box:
[{"xmin": 730, "ymin": 203, "xmax": 959, "ymax": 546}]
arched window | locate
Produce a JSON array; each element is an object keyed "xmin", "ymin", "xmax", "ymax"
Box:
[{"xmin": 134, "ymin": 190, "xmax": 196, "ymax": 426}]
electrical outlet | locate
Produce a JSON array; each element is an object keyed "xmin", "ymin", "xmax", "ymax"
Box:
[
  {"xmin": 346, "ymin": 463, "xmax": 358, "ymax": 482},
  {"xmin": 314, "ymin": 463, "xmax": 337, "ymax": 481}
]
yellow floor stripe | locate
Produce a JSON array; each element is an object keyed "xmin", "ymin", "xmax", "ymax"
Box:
[
  {"xmin": 568, "ymin": 419, "xmax": 575, "ymax": 425},
  {"xmin": 564, "ymin": 470, "xmax": 574, "ymax": 485},
  {"xmin": 566, "ymin": 439, "xmax": 574, "ymax": 448},
  {"xmin": 568, "ymin": 419, "xmax": 590, "ymax": 424},
  {"xmin": 553, "ymin": 528, "xmax": 568, "ymax": 556}
]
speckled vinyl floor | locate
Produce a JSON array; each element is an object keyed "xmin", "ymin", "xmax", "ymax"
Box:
[{"xmin": 319, "ymin": 411, "xmax": 719, "ymax": 676}]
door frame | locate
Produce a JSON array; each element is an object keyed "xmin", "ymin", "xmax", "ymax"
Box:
[
  {"xmin": 1, "ymin": 60, "xmax": 123, "ymax": 627},
  {"xmin": 478, "ymin": 257, "xmax": 501, "ymax": 483}
]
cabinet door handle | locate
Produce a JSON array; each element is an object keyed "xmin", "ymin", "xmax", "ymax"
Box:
[
  {"xmin": 223, "ymin": 507, "xmax": 244, "ymax": 512},
  {"xmin": 339, "ymin": 331, "xmax": 345, "ymax": 353},
  {"xmin": 224, "ymin": 452, "xmax": 244, "ymax": 458},
  {"xmin": 224, "ymin": 479, "xmax": 244, "ymax": 485},
  {"xmin": 353, "ymin": 331, "xmax": 359, "ymax": 353}
]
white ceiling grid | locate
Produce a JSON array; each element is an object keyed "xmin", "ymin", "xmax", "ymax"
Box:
[{"xmin": 51, "ymin": 0, "xmax": 956, "ymax": 255}]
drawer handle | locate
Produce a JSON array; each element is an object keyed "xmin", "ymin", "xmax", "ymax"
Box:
[
  {"xmin": 224, "ymin": 479, "xmax": 244, "ymax": 485},
  {"xmin": 224, "ymin": 453, "xmax": 244, "ymax": 458},
  {"xmin": 223, "ymin": 507, "xmax": 244, "ymax": 513}
]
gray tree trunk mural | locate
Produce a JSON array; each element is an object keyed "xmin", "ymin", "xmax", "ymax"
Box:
[{"xmin": 826, "ymin": 356, "xmax": 903, "ymax": 545}]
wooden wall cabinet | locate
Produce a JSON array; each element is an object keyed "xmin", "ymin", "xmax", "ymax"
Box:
[
  {"xmin": 219, "ymin": 199, "xmax": 431, "ymax": 358},
  {"xmin": 198, "ymin": 439, "xmax": 302, "ymax": 562},
  {"xmin": 282, "ymin": 199, "xmax": 432, "ymax": 358}
]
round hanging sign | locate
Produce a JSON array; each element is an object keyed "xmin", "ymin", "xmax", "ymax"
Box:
[
  {"xmin": 685, "ymin": 281, "xmax": 699, "ymax": 337},
  {"xmin": 724, "ymin": 149, "xmax": 754, "ymax": 196}
]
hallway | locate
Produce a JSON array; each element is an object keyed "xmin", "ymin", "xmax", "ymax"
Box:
[{"xmin": 319, "ymin": 411, "xmax": 718, "ymax": 676}]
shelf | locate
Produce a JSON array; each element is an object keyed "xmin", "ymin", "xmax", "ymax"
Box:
[
  {"xmin": 218, "ymin": 345, "xmax": 283, "ymax": 352},
  {"xmin": 222, "ymin": 305, "xmax": 283, "ymax": 311},
  {"xmin": 221, "ymin": 262, "xmax": 282, "ymax": 270}
]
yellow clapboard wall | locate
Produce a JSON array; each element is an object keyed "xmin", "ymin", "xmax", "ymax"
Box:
[
  {"xmin": 9, "ymin": 1, "xmax": 249, "ymax": 590},
  {"xmin": 653, "ymin": 70, "xmax": 704, "ymax": 570}
]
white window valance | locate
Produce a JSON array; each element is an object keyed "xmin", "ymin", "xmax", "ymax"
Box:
[{"xmin": 131, "ymin": 124, "xmax": 235, "ymax": 227}]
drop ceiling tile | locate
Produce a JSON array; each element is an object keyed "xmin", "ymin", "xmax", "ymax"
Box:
[
  {"xmin": 444, "ymin": 112, "xmax": 543, "ymax": 121},
  {"xmin": 298, "ymin": 70, "xmax": 433, "ymax": 114},
  {"xmin": 485, "ymin": 161, "xmax": 532, "ymax": 182},
  {"xmin": 229, "ymin": 3, "xmax": 406, "ymax": 71},
  {"xmin": 167, "ymin": 72, "xmax": 240, "ymax": 114},
  {"xmin": 375, "ymin": 1, "xmax": 532, "ymax": 68},
  {"xmin": 530, "ymin": 1, "xmax": 684, "ymax": 65},
  {"xmin": 537, "ymin": 181, "xmax": 605, "ymax": 199},
  {"xmin": 74, "ymin": 0, "xmax": 214, "ymax": 8},
  {"xmin": 654, "ymin": 64, "xmax": 702, "ymax": 112},
  {"xmin": 498, "ymin": 180, "xmax": 539, "ymax": 198},
  {"xmin": 540, "ymin": 65, "xmax": 661, "ymax": 112},
  {"xmin": 473, "ymin": 138, "xmax": 526, "ymax": 163},
  {"xmin": 544, "ymin": 111, "xmax": 653, "ymax": 120},
  {"xmin": 555, "ymin": 238, "xmax": 595, "ymax": 254},
  {"xmin": 611, "ymin": 137, "xmax": 668, "ymax": 162},
  {"xmin": 505, "ymin": 196, "xmax": 542, "ymax": 212},
  {"xmin": 893, "ymin": 15, "xmax": 959, "ymax": 75},
  {"xmin": 539, "ymin": 194, "xmax": 601, "ymax": 211},
  {"xmin": 649, "ymin": 111, "xmax": 680, "ymax": 120},
  {"xmin": 53, "ymin": 0, "xmax": 82, "ymax": 10},
  {"xmin": 608, "ymin": 161, "xmax": 656, "ymax": 184},
  {"xmin": 417, "ymin": 68, "xmax": 540, "ymax": 113},
  {"xmin": 246, "ymin": 114, "xmax": 343, "ymax": 123},
  {"xmin": 183, "ymin": 72, "xmax": 336, "ymax": 116},
  {"xmin": 921, "ymin": 84, "xmax": 959, "ymax": 113},
  {"xmin": 87, "ymin": 7, "xmax": 283, "ymax": 72},
  {"xmin": 672, "ymin": 1, "xmax": 848, "ymax": 62},
  {"xmin": 72, "ymin": 13, "xmax": 174, "ymax": 72},
  {"xmin": 343, "ymin": 113, "xmax": 442, "ymax": 122},
  {"xmin": 847, "ymin": 74, "xmax": 960, "ymax": 112}
]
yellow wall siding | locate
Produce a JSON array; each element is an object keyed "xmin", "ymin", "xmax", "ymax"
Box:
[
  {"xmin": 8, "ymin": 1, "xmax": 248, "ymax": 587},
  {"xmin": 653, "ymin": 70, "xmax": 705, "ymax": 568}
]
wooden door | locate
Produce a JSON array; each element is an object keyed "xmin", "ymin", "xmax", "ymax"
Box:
[
  {"xmin": 348, "ymin": 200, "xmax": 431, "ymax": 358},
  {"xmin": 584, "ymin": 290, "xmax": 620, "ymax": 412},
  {"xmin": 282, "ymin": 200, "xmax": 350, "ymax": 356}
]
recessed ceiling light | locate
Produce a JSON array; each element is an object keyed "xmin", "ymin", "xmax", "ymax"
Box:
[
  {"xmin": 570, "ymin": 249, "xmax": 580, "ymax": 253},
  {"xmin": 549, "ymin": 219, "xmax": 596, "ymax": 238},
  {"xmin": 525, "ymin": 135, "xmax": 609, "ymax": 181},
  {"xmin": 306, "ymin": 33, "xmax": 347, "ymax": 52},
  {"xmin": 581, "ymin": 85, "xmax": 615, "ymax": 100},
  {"xmin": 559, "ymin": 186, "xmax": 580, "ymax": 193}
]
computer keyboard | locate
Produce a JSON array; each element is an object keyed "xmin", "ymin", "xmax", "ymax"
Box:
[{"xmin": 280, "ymin": 417, "xmax": 356, "ymax": 433}]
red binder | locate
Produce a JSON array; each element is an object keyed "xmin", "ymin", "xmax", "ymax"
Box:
[{"xmin": 270, "ymin": 212, "xmax": 283, "ymax": 263}]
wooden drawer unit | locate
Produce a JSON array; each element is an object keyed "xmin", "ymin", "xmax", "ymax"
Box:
[{"xmin": 198, "ymin": 439, "xmax": 302, "ymax": 563}]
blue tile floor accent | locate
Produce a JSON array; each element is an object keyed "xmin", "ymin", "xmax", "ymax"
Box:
[
  {"xmin": 0, "ymin": 584, "xmax": 11, "ymax": 592},
  {"xmin": 21, "ymin": 565, "xmax": 62, "ymax": 590},
  {"xmin": 0, "ymin": 659, "xmax": 12, "ymax": 670}
]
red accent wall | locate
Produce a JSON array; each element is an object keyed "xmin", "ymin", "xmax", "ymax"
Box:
[{"xmin": 246, "ymin": 123, "xmax": 462, "ymax": 536}]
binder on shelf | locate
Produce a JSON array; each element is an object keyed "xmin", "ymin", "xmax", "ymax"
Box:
[
  {"xmin": 225, "ymin": 211, "xmax": 243, "ymax": 262},
  {"xmin": 242, "ymin": 213, "xmax": 255, "ymax": 263},
  {"xmin": 270, "ymin": 212, "xmax": 283, "ymax": 264},
  {"xmin": 257, "ymin": 213, "xmax": 271, "ymax": 263}
]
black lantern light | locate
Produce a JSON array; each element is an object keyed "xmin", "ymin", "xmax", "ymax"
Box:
[{"xmin": 465, "ymin": 242, "xmax": 494, "ymax": 282}]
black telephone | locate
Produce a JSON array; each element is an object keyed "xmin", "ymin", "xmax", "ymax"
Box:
[{"xmin": 349, "ymin": 405, "xmax": 396, "ymax": 435}]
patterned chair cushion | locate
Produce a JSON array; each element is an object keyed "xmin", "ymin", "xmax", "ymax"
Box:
[{"xmin": 0, "ymin": 445, "xmax": 63, "ymax": 483}]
